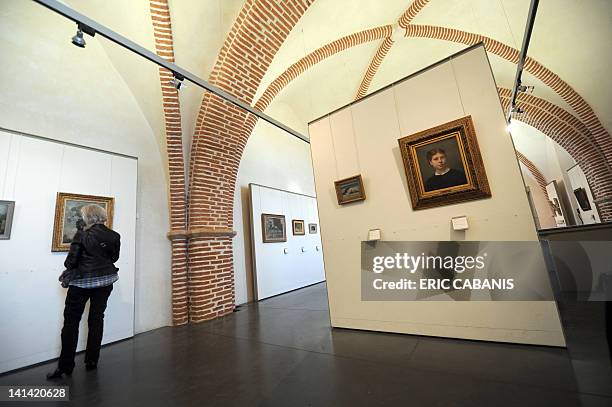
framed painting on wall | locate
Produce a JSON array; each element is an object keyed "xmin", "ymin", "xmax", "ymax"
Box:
[
  {"xmin": 398, "ymin": 115, "xmax": 491, "ymax": 210},
  {"xmin": 52, "ymin": 192, "xmax": 114, "ymax": 252},
  {"xmin": 573, "ymin": 188, "xmax": 592, "ymax": 211},
  {"xmin": 262, "ymin": 213, "xmax": 286, "ymax": 243},
  {"xmin": 0, "ymin": 200, "xmax": 15, "ymax": 240},
  {"xmin": 334, "ymin": 174, "xmax": 366, "ymax": 205},
  {"xmin": 308, "ymin": 223, "xmax": 317, "ymax": 234},
  {"xmin": 292, "ymin": 219, "xmax": 305, "ymax": 236}
]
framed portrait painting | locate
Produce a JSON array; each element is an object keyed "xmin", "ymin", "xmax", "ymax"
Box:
[
  {"xmin": 52, "ymin": 192, "xmax": 114, "ymax": 252},
  {"xmin": 0, "ymin": 200, "xmax": 15, "ymax": 240},
  {"xmin": 334, "ymin": 174, "xmax": 366, "ymax": 205},
  {"xmin": 398, "ymin": 116, "xmax": 490, "ymax": 210},
  {"xmin": 262, "ymin": 213, "xmax": 286, "ymax": 243},
  {"xmin": 292, "ymin": 219, "xmax": 305, "ymax": 236}
]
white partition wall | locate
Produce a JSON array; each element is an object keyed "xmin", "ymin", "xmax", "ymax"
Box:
[
  {"xmin": 0, "ymin": 131, "xmax": 137, "ymax": 373},
  {"xmin": 308, "ymin": 45, "xmax": 565, "ymax": 346},
  {"xmin": 249, "ymin": 184, "xmax": 325, "ymax": 300},
  {"xmin": 567, "ymin": 164, "xmax": 600, "ymax": 224}
]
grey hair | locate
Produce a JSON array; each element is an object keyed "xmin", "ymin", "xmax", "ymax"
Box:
[{"xmin": 81, "ymin": 204, "xmax": 107, "ymax": 226}]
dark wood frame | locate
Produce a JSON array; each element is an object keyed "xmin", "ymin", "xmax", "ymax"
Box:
[
  {"xmin": 334, "ymin": 174, "xmax": 366, "ymax": 205},
  {"xmin": 261, "ymin": 213, "xmax": 286, "ymax": 243},
  {"xmin": 292, "ymin": 219, "xmax": 305, "ymax": 236},
  {"xmin": 52, "ymin": 192, "xmax": 114, "ymax": 252},
  {"xmin": 398, "ymin": 115, "xmax": 490, "ymax": 210}
]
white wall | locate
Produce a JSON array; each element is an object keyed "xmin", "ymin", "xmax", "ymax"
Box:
[
  {"xmin": 233, "ymin": 118, "xmax": 316, "ymax": 304},
  {"xmin": 546, "ymin": 181, "xmax": 569, "ymax": 227},
  {"xmin": 0, "ymin": 2, "xmax": 172, "ymax": 335},
  {"xmin": 308, "ymin": 46, "xmax": 565, "ymax": 346},
  {"xmin": 249, "ymin": 184, "xmax": 324, "ymax": 300},
  {"xmin": 511, "ymin": 121, "xmax": 580, "ymax": 226},
  {"xmin": 521, "ymin": 167, "xmax": 556, "ymax": 230},
  {"xmin": 0, "ymin": 132, "xmax": 137, "ymax": 373}
]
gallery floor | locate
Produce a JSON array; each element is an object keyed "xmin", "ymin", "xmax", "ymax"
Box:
[{"xmin": 1, "ymin": 282, "xmax": 611, "ymax": 406}]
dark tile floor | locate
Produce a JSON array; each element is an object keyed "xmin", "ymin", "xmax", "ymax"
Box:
[{"xmin": 1, "ymin": 283, "xmax": 611, "ymax": 406}]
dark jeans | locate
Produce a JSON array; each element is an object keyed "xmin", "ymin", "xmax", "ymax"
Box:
[{"xmin": 58, "ymin": 284, "xmax": 113, "ymax": 372}]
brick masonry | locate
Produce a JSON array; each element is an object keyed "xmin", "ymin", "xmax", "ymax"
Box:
[
  {"xmin": 254, "ymin": 26, "xmax": 393, "ymax": 112},
  {"xmin": 186, "ymin": 0, "xmax": 314, "ymax": 323},
  {"xmin": 355, "ymin": 37, "xmax": 394, "ymax": 100},
  {"xmin": 515, "ymin": 150, "xmax": 555, "ymax": 217},
  {"xmin": 149, "ymin": 0, "xmax": 189, "ymax": 325},
  {"xmin": 498, "ymin": 88, "xmax": 612, "ymax": 219}
]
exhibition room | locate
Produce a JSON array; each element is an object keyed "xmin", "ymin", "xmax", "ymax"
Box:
[{"xmin": 0, "ymin": 0, "xmax": 611, "ymax": 405}]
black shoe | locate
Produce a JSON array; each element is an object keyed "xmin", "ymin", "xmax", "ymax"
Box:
[
  {"xmin": 85, "ymin": 362, "xmax": 97, "ymax": 371},
  {"xmin": 46, "ymin": 368, "xmax": 72, "ymax": 380}
]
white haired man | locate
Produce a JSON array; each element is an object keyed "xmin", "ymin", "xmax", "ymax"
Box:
[{"xmin": 47, "ymin": 204, "xmax": 120, "ymax": 379}]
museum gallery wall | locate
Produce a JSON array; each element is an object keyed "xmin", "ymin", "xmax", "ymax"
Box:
[
  {"xmin": 308, "ymin": 45, "xmax": 565, "ymax": 346},
  {"xmin": 249, "ymin": 183, "xmax": 325, "ymax": 300},
  {"xmin": 232, "ymin": 118, "xmax": 318, "ymax": 305},
  {"xmin": 0, "ymin": 131, "xmax": 137, "ymax": 373},
  {"xmin": 1, "ymin": 1, "xmax": 172, "ymax": 337}
]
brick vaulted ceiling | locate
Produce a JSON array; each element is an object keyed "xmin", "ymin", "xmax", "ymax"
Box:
[{"xmin": 118, "ymin": 0, "xmax": 610, "ymax": 323}]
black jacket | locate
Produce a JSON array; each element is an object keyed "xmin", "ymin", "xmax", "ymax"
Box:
[
  {"xmin": 64, "ymin": 224, "xmax": 121, "ymax": 279},
  {"xmin": 424, "ymin": 168, "xmax": 468, "ymax": 192}
]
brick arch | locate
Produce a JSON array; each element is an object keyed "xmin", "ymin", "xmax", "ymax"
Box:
[
  {"xmin": 398, "ymin": 0, "xmax": 431, "ymax": 29},
  {"xmin": 186, "ymin": 0, "xmax": 314, "ymax": 323},
  {"xmin": 516, "ymin": 151, "xmax": 549, "ymax": 197},
  {"xmin": 355, "ymin": 37, "xmax": 394, "ymax": 100},
  {"xmin": 149, "ymin": 0, "xmax": 189, "ymax": 325},
  {"xmin": 515, "ymin": 150, "xmax": 555, "ymax": 217},
  {"xmin": 498, "ymin": 90, "xmax": 612, "ymax": 219}
]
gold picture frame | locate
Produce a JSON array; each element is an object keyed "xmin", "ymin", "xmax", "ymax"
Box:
[
  {"xmin": 292, "ymin": 219, "xmax": 305, "ymax": 235},
  {"xmin": 398, "ymin": 116, "xmax": 490, "ymax": 210},
  {"xmin": 334, "ymin": 174, "xmax": 366, "ymax": 205},
  {"xmin": 52, "ymin": 192, "xmax": 114, "ymax": 252}
]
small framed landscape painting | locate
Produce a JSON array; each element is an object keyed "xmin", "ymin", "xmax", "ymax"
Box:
[{"xmin": 334, "ymin": 175, "xmax": 366, "ymax": 205}]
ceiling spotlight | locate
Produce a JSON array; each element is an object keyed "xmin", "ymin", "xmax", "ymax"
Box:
[
  {"xmin": 71, "ymin": 28, "xmax": 86, "ymax": 48},
  {"xmin": 511, "ymin": 106, "xmax": 525, "ymax": 115},
  {"xmin": 169, "ymin": 73, "xmax": 186, "ymax": 90},
  {"xmin": 517, "ymin": 84, "xmax": 534, "ymax": 93},
  {"xmin": 71, "ymin": 23, "xmax": 95, "ymax": 48}
]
